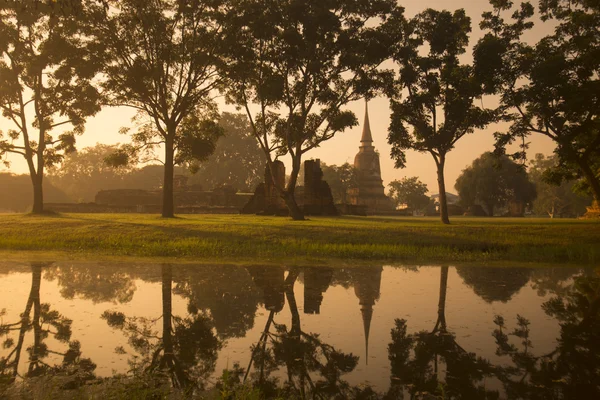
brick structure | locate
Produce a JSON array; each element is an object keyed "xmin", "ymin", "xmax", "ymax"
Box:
[
  {"xmin": 348, "ymin": 102, "xmax": 394, "ymax": 214},
  {"xmin": 303, "ymin": 159, "xmax": 338, "ymax": 216}
]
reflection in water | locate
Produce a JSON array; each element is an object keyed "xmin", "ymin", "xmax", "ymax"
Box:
[
  {"xmin": 0, "ymin": 263, "xmax": 95, "ymax": 390},
  {"xmin": 0, "ymin": 262, "xmax": 598, "ymax": 399},
  {"xmin": 101, "ymin": 264, "xmax": 220, "ymax": 393}
]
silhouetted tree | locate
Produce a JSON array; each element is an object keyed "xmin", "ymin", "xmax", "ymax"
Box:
[
  {"xmin": 225, "ymin": 0, "xmax": 400, "ymax": 220},
  {"xmin": 387, "ymin": 9, "xmax": 496, "ymax": 224},
  {"xmin": 529, "ymin": 154, "xmax": 591, "ymax": 218},
  {"xmin": 475, "ymin": 0, "xmax": 600, "ymax": 205},
  {"xmin": 455, "ymin": 152, "xmax": 536, "ymax": 216},
  {"xmin": 0, "ymin": 0, "xmax": 102, "ymax": 213},
  {"xmin": 95, "ymin": 0, "xmax": 226, "ymax": 217},
  {"xmin": 388, "ymin": 176, "xmax": 430, "ymax": 211},
  {"xmin": 186, "ymin": 113, "xmax": 264, "ymax": 192}
]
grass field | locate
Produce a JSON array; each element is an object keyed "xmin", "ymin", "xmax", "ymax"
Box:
[{"xmin": 0, "ymin": 213, "xmax": 598, "ymax": 265}]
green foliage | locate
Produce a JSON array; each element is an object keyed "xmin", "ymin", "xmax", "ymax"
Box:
[
  {"xmin": 387, "ymin": 8, "xmax": 497, "ymax": 224},
  {"xmin": 95, "ymin": 0, "xmax": 228, "ymax": 217},
  {"xmin": 476, "ymin": 0, "xmax": 600, "ymax": 202},
  {"xmin": 387, "ymin": 177, "xmax": 430, "ymax": 211},
  {"xmin": 529, "ymin": 153, "xmax": 591, "ymax": 217},
  {"xmin": 187, "ymin": 113, "xmax": 264, "ymax": 192},
  {"xmin": 320, "ymin": 163, "xmax": 358, "ymax": 204},
  {"xmin": 455, "ymin": 152, "xmax": 536, "ymax": 216},
  {"xmin": 225, "ymin": 0, "xmax": 400, "ymax": 218},
  {"xmin": 0, "ymin": 0, "xmax": 102, "ymax": 212}
]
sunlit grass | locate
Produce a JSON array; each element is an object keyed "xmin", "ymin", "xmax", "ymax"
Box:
[{"xmin": 0, "ymin": 213, "xmax": 598, "ymax": 264}]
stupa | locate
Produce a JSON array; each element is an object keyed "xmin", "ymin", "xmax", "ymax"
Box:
[{"xmin": 348, "ymin": 102, "xmax": 394, "ymax": 213}]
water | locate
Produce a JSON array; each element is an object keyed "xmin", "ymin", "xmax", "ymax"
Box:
[{"xmin": 0, "ymin": 262, "xmax": 598, "ymax": 399}]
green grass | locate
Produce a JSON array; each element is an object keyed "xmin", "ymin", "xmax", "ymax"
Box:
[{"xmin": 0, "ymin": 213, "xmax": 599, "ymax": 265}]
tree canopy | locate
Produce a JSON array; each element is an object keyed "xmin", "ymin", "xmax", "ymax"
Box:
[
  {"xmin": 0, "ymin": 0, "xmax": 102, "ymax": 213},
  {"xmin": 225, "ymin": 0, "xmax": 400, "ymax": 220},
  {"xmin": 475, "ymin": 0, "xmax": 600, "ymax": 205},
  {"xmin": 529, "ymin": 153, "xmax": 591, "ymax": 218},
  {"xmin": 455, "ymin": 152, "xmax": 536, "ymax": 216},
  {"xmin": 387, "ymin": 8, "xmax": 496, "ymax": 224},
  {"xmin": 95, "ymin": 0, "xmax": 227, "ymax": 217},
  {"xmin": 387, "ymin": 176, "xmax": 429, "ymax": 211}
]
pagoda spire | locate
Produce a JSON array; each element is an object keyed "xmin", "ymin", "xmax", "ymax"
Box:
[
  {"xmin": 360, "ymin": 101, "xmax": 374, "ymax": 146},
  {"xmin": 361, "ymin": 304, "xmax": 373, "ymax": 365}
]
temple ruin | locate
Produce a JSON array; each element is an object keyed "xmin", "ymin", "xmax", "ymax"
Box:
[{"xmin": 347, "ymin": 102, "xmax": 395, "ymax": 214}]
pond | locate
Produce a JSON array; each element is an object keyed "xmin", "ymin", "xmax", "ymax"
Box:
[{"xmin": 0, "ymin": 262, "xmax": 598, "ymax": 399}]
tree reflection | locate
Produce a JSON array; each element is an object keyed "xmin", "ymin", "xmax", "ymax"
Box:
[
  {"xmin": 0, "ymin": 263, "xmax": 95, "ymax": 389},
  {"xmin": 175, "ymin": 265, "xmax": 262, "ymax": 340},
  {"xmin": 44, "ymin": 264, "xmax": 137, "ymax": 304},
  {"xmin": 456, "ymin": 267, "xmax": 531, "ymax": 303},
  {"xmin": 491, "ymin": 269, "xmax": 600, "ymax": 399},
  {"xmin": 387, "ymin": 266, "xmax": 496, "ymax": 399},
  {"xmin": 241, "ymin": 267, "xmax": 360, "ymax": 399},
  {"xmin": 102, "ymin": 264, "xmax": 220, "ymax": 392}
]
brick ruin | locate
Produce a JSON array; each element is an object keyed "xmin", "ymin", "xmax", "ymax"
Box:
[{"xmin": 241, "ymin": 159, "xmax": 338, "ymax": 216}]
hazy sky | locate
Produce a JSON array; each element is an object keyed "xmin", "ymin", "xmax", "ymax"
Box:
[{"xmin": 1, "ymin": 0, "xmax": 557, "ymax": 194}]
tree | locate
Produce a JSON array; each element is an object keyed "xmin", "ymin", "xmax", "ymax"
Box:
[
  {"xmin": 387, "ymin": 176, "xmax": 429, "ymax": 211},
  {"xmin": 0, "ymin": 0, "xmax": 102, "ymax": 213},
  {"xmin": 226, "ymin": 0, "xmax": 400, "ymax": 220},
  {"xmin": 102, "ymin": 264, "xmax": 220, "ymax": 391},
  {"xmin": 96, "ymin": 0, "xmax": 227, "ymax": 218},
  {"xmin": 386, "ymin": 9, "xmax": 497, "ymax": 224},
  {"xmin": 0, "ymin": 172, "xmax": 70, "ymax": 212},
  {"xmin": 475, "ymin": 0, "xmax": 600, "ymax": 207},
  {"xmin": 187, "ymin": 113, "xmax": 264, "ymax": 192},
  {"xmin": 320, "ymin": 163, "xmax": 358, "ymax": 204},
  {"xmin": 0, "ymin": 263, "xmax": 96, "ymax": 385},
  {"xmin": 455, "ymin": 152, "xmax": 536, "ymax": 216},
  {"xmin": 48, "ymin": 144, "xmax": 133, "ymax": 202},
  {"xmin": 529, "ymin": 154, "xmax": 591, "ymax": 218}
]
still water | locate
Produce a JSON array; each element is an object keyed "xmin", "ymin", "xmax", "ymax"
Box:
[{"xmin": 0, "ymin": 262, "xmax": 598, "ymax": 399}]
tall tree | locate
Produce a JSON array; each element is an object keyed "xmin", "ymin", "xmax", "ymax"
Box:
[
  {"xmin": 386, "ymin": 9, "xmax": 496, "ymax": 224},
  {"xmin": 455, "ymin": 152, "xmax": 536, "ymax": 216},
  {"xmin": 387, "ymin": 176, "xmax": 429, "ymax": 211},
  {"xmin": 529, "ymin": 153, "xmax": 591, "ymax": 218},
  {"xmin": 475, "ymin": 0, "xmax": 600, "ymax": 207},
  {"xmin": 0, "ymin": 0, "xmax": 102, "ymax": 213},
  {"xmin": 226, "ymin": 0, "xmax": 400, "ymax": 220},
  {"xmin": 96, "ymin": 0, "xmax": 226, "ymax": 217}
]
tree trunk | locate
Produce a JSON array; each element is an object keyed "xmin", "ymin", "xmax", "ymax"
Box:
[
  {"xmin": 436, "ymin": 156, "xmax": 450, "ymax": 224},
  {"xmin": 162, "ymin": 135, "xmax": 175, "ymax": 218},
  {"xmin": 577, "ymin": 159, "xmax": 600, "ymax": 205},
  {"xmin": 282, "ymin": 190, "xmax": 305, "ymax": 221},
  {"xmin": 433, "ymin": 266, "xmax": 448, "ymax": 333},
  {"xmin": 283, "ymin": 157, "xmax": 305, "ymax": 221},
  {"xmin": 31, "ymin": 175, "xmax": 44, "ymax": 214},
  {"xmin": 162, "ymin": 264, "xmax": 173, "ymax": 356}
]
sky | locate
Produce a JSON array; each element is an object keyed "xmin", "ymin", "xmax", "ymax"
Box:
[{"xmin": 0, "ymin": 0, "xmax": 557, "ymax": 195}]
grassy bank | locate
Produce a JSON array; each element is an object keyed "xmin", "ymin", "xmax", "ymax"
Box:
[{"xmin": 0, "ymin": 213, "xmax": 598, "ymax": 264}]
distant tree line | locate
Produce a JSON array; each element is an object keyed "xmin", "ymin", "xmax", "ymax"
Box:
[{"xmin": 0, "ymin": 0, "xmax": 598, "ymax": 222}]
